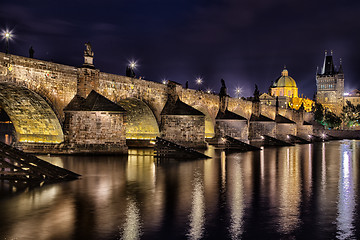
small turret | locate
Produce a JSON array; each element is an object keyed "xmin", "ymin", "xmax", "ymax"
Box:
[{"xmin": 338, "ymin": 58, "xmax": 344, "ymax": 74}]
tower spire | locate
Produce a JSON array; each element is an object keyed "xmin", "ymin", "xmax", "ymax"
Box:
[
  {"xmin": 321, "ymin": 50, "xmax": 335, "ymax": 75},
  {"xmin": 338, "ymin": 58, "xmax": 344, "ymax": 74}
]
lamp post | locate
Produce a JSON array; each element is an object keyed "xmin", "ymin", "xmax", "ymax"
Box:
[
  {"xmin": 235, "ymin": 87, "xmax": 242, "ymax": 99},
  {"xmin": 195, "ymin": 77, "xmax": 203, "ymax": 90},
  {"xmin": 4, "ymin": 30, "xmax": 12, "ymax": 54},
  {"xmin": 126, "ymin": 60, "xmax": 137, "ymax": 78}
]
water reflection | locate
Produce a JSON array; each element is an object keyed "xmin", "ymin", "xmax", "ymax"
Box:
[
  {"xmin": 228, "ymin": 156, "xmax": 244, "ymax": 239},
  {"xmin": 321, "ymin": 142, "xmax": 327, "ymax": 193},
  {"xmin": 187, "ymin": 171, "xmax": 205, "ymax": 240},
  {"xmin": 1, "ymin": 185, "xmax": 75, "ymax": 240},
  {"xmin": 0, "ymin": 142, "xmax": 360, "ymax": 239},
  {"xmin": 336, "ymin": 145, "xmax": 355, "ymax": 239},
  {"xmin": 278, "ymin": 147, "xmax": 301, "ymax": 235},
  {"xmin": 121, "ymin": 197, "xmax": 142, "ymax": 240},
  {"xmin": 221, "ymin": 150, "xmax": 226, "ymax": 192}
]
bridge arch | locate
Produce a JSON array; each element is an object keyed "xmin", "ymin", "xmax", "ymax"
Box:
[
  {"xmin": 0, "ymin": 82, "xmax": 64, "ymax": 143},
  {"xmin": 191, "ymin": 104, "xmax": 215, "ymax": 138},
  {"xmin": 117, "ymin": 98, "xmax": 160, "ymax": 140}
]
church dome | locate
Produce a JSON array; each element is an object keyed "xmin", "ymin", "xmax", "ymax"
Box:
[{"xmin": 272, "ymin": 68, "xmax": 297, "ymax": 88}]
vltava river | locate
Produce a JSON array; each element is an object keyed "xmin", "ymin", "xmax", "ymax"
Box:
[{"xmin": 0, "ymin": 140, "xmax": 359, "ymax": 240}]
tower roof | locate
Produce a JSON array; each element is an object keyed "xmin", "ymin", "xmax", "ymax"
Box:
[
  {"xmin": 161, "ymin": 98, "xmax": 204, "ymax": 116},
  {"xmin": 272, "ymin": 67, "xmax": 297, "ymax": 88},
  {"xmin": 321, "ymin": 51, "xmax": 335, "ymax": 75},
  {"xmin": 216, "ymin": 109, "xmax": 247, "ymax": 120},
  {"xmin": 64, "ymin": 91, "xmax": 125, "ymax": 112}
]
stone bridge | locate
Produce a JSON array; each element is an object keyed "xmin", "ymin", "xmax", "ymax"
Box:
[{"xmin": 0, "ymin": 51, "xmax": 310, "ymax": 146}]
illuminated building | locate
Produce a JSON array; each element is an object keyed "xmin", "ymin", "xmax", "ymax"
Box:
[
  {"xmin": 271, "ymin": 68, "xmax": 298, "ymax": 98},
  {"xmin": 261, "ymin": 67, "xmax": 314, "ymax": 112},
  {"xmin": 316, "ymin": 51, "xmax": 344, "ymax": 115},
  {"xmin": 344, "ymin": 89, "xmax": 360, "ymax": 106}
]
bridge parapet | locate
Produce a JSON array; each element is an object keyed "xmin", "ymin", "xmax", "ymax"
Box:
[{"xmin": 0, "ymin": 52, "xmax": 77, "ymax": 121}]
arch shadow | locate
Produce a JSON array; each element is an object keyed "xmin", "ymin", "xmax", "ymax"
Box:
[{"xmin": 0, "ymin": 82, "xmax": 64, "ymax": 143}]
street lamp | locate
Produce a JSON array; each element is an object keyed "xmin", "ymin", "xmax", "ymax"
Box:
[
  {"xmin": 128, "ymin": 60, "xmax": 137, "ymax": 70},
  {"xmin": 235, "ymin": 87, "xmax": 242, "ymax": 98},
  {"xmin": 126, "ymin": 59, "xmax": 137, "ymax": 78},
  {"xmin": 2, "ymin": 29, "xmax": 13, "ymax": 54},
  {"xmin": 196, "ymin": 77, "xmax": 203, "ymax": 85}
]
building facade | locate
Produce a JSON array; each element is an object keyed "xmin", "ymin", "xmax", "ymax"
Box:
[
  {"xmin": 316, "ymin": 51, "xmax": 344, "ymax": 115},
  {"xmin": 344, "ymin": 89, "xmax": 360, "ymax": 106}
]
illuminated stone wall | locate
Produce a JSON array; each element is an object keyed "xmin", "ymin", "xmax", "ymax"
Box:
[
  {"xmin": 0, "ymin": 52, "xmax": 315, "ymax": 146},
  {"xmin": 276, "ymin": 123, "xmax": 297, "ymax": 141},
  {"xmin": 296, "ymin": 124, "xmax": 313, "ymax": 139},
  {"xmin": 249, "ymin": 121, "xmax": 276, "ymax": 140},
  {"xmin": 160, "ymin": 115, "xmax": 206, "ymax": 148},
  {"xmin": 0, "ymin": 52, "xmax": 77, "ymax": 121},
  {"xmin": 63, "ymin": 111, "xmax": 127, "ymax": 153},
  {"xmin": 215, "ymin": 120, "xmax": 248, "ymax": 141},
  {"xmin": 98, "ymin": 72, "xmax": 167, "ymax": 123}
]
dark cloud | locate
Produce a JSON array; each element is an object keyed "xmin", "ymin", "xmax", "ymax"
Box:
[{"xmin": 1, "ymin": 0, "xmax": 360, "ymax": 97}]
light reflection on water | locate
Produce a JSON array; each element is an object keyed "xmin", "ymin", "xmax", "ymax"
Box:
[
  {"xmin": 187, "ymin": 171, "xmax": 205, "ymax": 240},
  {"xmin": 336, "ymin": 144, "xmax": 355, "ymax": 240},
  {"xmin": 120, "ymin": 197, "xmax": 142, "ymax": 240},
  {"xmin": 0, "ymin": 140, "xmax": 359, "ymax": 239},
  {"xmin": 228, "ymin": 154, "xmax": 244, "ymax": 240},
  {"xmin": 278, "ymin": 147, "xmax": 301, "ymax": 235}
]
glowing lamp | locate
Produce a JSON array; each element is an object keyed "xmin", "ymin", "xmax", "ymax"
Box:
[{"xmin": 128, "ymin": 60, "xmax": 137, "ymax": 69}]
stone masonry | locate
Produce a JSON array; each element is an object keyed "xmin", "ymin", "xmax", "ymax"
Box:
[{"xmin": 0, "ymin": 49, "xmax": 317, "ymax": 151}]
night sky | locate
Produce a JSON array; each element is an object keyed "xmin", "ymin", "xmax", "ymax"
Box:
[{"xmin": 1, "ymin": 0, "xmax": 360, "ymax": 98}]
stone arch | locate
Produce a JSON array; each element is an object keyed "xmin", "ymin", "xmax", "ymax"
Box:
[
  {"xmin": 0, "ymin": 82, "xmax": 64, "ymax": 143},
  {"xmin": 117, "ymin": 98, "xmax": 160, "ymax": 140},
  {"xmin": 191, "ymin": 104, "xmax": 215, "ymax": 138}
]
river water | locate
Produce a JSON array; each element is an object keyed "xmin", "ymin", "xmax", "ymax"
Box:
[{"xmin": 0, "ymin": 140, "xmax": 359, "ymax": 240}]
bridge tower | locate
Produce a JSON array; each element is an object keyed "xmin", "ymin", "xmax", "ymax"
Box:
[{"xmin": 316, "ymin": 50, "xmax": 344, "ymax": 115}]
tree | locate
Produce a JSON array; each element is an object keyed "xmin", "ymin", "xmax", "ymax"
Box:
[
  {"xmin": 313, "ymin": 103, "xmax": 324, "ymax": 123},
  {"xmin": 324, "ymin": 110, "xmax": 342, "ymax": 129},
  {"xmin": 341, "ymin": 100, "xmax": 360, "ymax": 128},
  {"xmin": 313, "ymin": 102, "xmax": 342, "ymax": 129}
]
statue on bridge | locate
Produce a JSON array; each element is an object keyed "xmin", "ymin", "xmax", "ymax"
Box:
[
  {"xmin": 126, "ymin": 66, "xmax": 136, "ymax": 78},
  {"xmin": 219, "ymin": 79, "xmax": 228, "ymax": 113},
  {"xmin": 83, "ymin": 42, "xmax": 94, "ymax": 67},
  {"xmin": 29, "ymin": 46, "xmax": 34, "ymax": 58},
  {"xmin": 84, "ymin": 42, "xmax": 94, "ymax": 57},
  {"xmin": 253, "ymin": 84, "xmax": 260, "ymax": 102},
  {"xmin": 219, "ymin": 79, "xmax": 227, "ymax": 97}
]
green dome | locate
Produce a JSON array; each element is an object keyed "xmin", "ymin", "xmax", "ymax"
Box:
[{"xmin": 272, "ymin": 69, "xmax": 297, "ymax": 88}]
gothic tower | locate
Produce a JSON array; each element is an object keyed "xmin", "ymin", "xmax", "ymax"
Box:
[{"xmin": 316, "ymin": 51, "xmax": 344, "ymax": 115}]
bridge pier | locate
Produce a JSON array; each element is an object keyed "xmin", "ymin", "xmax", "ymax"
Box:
[{"xmin": 62, "ymin": 91, "xmax": 128, "ymax": 154}]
